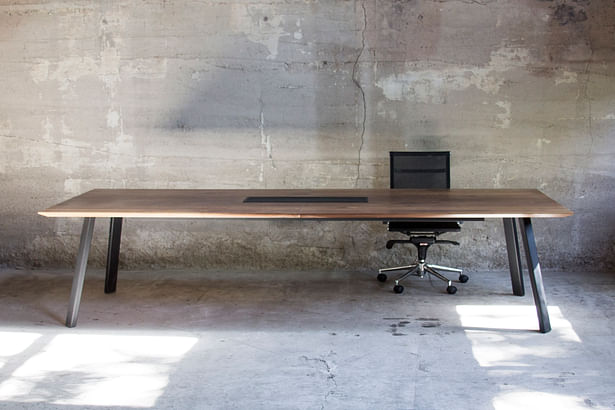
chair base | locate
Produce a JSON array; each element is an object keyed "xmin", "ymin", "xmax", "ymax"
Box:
[{"xmin": 378, "ymin": 262, "xmax": 467, "ymax": 294}]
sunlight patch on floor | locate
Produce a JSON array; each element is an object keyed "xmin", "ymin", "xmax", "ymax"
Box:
[
  {"xmin": 456, "ymin": 305, "xmax": 597, "ymax": 409},
  {"xmin": 456, "ymin": 305, "xmax": 580, "ymax": 341},
  {"xmin": 493, "ymin": 391, "xmax": 609, "ymax": 410},
  {"xmin": 0, "ymin": 332, "xmax": 42, "ymax": 370},
  {"xmin": 0, "ymin": 333, "xmax": 198, "ymax": 407},
  {"xmin": 456, "ymin": 306, "xmax": 580, "ymax": 368}
]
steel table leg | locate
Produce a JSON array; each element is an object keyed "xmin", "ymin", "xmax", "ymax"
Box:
[
  {"xmin": 503, "ymin": 218, "xmax": 524, "ymax": 296},
  {"xmin": 518, "ymin": 217, "xmax": 551, "ymax": 333},
  {"xmin": 66, "ymin": 217, "xmax": 95, "ymax": 328},
  {"xmin": 105, "ymin": 217, "xmax": 123, "ymax": 294}
]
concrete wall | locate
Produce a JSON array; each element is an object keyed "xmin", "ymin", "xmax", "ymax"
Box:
[{"xmin": 1, "ymin": 0, "xmax": 614, "ymax": 272}]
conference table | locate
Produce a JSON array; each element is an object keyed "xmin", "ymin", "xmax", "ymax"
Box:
[{"xmin": 39, "ymin": 188, "xmax": 573, "ymax": 332}]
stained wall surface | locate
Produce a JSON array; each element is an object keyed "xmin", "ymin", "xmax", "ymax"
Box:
[{"xmin": 1, "ymin": 0, "xmax": 614, "ymax": 271}]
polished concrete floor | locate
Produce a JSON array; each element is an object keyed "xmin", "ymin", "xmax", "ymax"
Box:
[{"xmin": 0, "ymin": 267, "xmax": 614, "ymax": 409}]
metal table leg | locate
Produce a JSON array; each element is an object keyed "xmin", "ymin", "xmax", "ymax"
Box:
[
  {"xmin": 503, "ymin": 218, "xmax": 524, "ymax": 296},
  {"xmin": 105, "ymin": 217, "xmax": 123, "ymax": 294},
  {"xmin": 66, "ymin": 217, "xmax": 95, "ymax": 328},
  {"xmin": 518, "ymin": 217, "xmax": 551, "ymax": 333}
]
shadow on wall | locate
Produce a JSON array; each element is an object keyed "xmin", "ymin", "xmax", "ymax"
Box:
[
  {"xmin": 112, "ymin": 1, "xmax": 449, "ymax": 188},
  {"xmin": 115, "ymin": 2, "xmax": 369, "ymax": 182}
]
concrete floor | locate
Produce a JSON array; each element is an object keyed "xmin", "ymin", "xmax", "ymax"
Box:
[{"xmin": 0, "ymin": 267, "xmax": 614, "ymax": 410}]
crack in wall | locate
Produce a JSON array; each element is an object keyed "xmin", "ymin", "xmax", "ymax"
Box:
[
  {"xmin": 258, "ymin": 95, "xmax": 276, "ymax": 184},
  {"xmin": 578, "ymin": 39, "xmax": 594, "ymax": 154},
  {"xmin": 584, "ymin": 47, "xmax": 594, "ymax": 153},
  {"xmin": 352, "ymin": 1, "xmax": 367, "ymax": 188}
]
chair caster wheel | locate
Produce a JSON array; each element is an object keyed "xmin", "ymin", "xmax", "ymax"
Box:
[
  {"xmin": 393, "ymin": 285, "xmax": 404, "ymax": 294},
  {"xmin": 377, "ymin": 273, "xmax": 388, "ymax": 282},
  {"xmin": 459, "ymin": 274, "xmax": 469, "ymax": 283},
  {"xmin": 447, "ymin": 285, "xmax": 458, "ymax": 295}
]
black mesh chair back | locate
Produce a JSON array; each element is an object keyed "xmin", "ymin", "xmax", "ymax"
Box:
[{"xmin": 390, "ymin": 151, "xmax": 450, "ymax": 189}]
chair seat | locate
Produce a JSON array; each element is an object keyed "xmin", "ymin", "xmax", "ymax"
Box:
[{"xmin": 388, "ymin": 221, "xmax": 461, "ymax": 234}]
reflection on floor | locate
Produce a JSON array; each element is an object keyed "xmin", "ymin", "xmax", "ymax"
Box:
[{"xmin": 0, "ymin": 268, "xmax": 613, "ymax": 409}]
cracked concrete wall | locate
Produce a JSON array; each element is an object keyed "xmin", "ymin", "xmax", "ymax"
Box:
[{"xmin": 1, "ymin": 0, "xmax": 614, "ymax": 272}]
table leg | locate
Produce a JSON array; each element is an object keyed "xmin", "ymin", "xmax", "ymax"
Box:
[
  {"xmin": 66, "ymin": 217, "xmax": 96, "ymax": 328},
  {"xmin": 518, "ymin": 217, "xmax": 551, "ymax": 333},
  {"xmin": 105, "ymin": 217, "xmax": 123, "ymax": 294},
  {"xmin": 503, "ymin": 218, "xmax": 524, "ymax": 296}
]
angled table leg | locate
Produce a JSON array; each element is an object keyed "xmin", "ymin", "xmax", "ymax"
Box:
[
  {"xmin": 518, "ymin": 217, "xmax": 551, "ymax": 333},
  {"xmin": 105, "ymin": 217, "xmax": 123, "ymax": 294},
  {"xmin": 66, "ymin": 217, "xmax": 96, "ymax": 328},
  {"xmin": 503, "ymin": 218, "xmax": 524, "ymax": 296}
]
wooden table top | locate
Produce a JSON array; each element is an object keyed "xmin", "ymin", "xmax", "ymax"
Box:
[{"xmin": 38, "ymin": 189, "xmax": 573, "ymax": 219}]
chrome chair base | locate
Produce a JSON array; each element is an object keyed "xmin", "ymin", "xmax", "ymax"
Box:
[{"xmin": 378, "ymin": 261, "xmax": 467, "ymax": 294}]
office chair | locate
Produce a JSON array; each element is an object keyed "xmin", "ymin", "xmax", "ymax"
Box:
[{"xmin": 378, "ymin": 151, "xmax": 469, "ymax": 294}]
